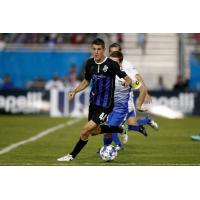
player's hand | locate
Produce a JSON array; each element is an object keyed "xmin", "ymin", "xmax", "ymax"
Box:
[
  {"xmin": 137, "ymin": 107, "xmax": 148, "ymax": 113},
  {"xmin": 145, "ymin": 93, "xmax": 152, "ymax": 104},
  {"xmin": 68, "ymin": 90, "xmax": 76, "ymax": 101},
  {"xmin": 136, "ymin": 105, "xmax": 148, "ymax": 113},
  {"xmin": 121, "ymin": 81, "xmax": 129, "ymax": 87}
]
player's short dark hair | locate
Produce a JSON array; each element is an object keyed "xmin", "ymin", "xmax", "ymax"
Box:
[
  {"xmin": 92, "ymin": 38, "xmax": 105, "ymax": 48},
  {"xmin": 109, "ymin": 43, "xmax": 122, "ymax": 53},
  {"xmin": 110, "ymin": 51, "xmax": 123, "ymax": 63}
]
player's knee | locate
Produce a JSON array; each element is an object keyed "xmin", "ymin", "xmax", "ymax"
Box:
[
  {"xmin": 128, "ymin": 117, "xmax": 137, "ymax": 125},
  {"xmin": 80, "ymin": 127, "xmax": 90, "ymax": 140}
]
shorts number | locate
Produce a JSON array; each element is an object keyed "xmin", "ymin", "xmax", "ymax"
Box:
[{"xmin": 99, "ymin": 112, "xmax": 107, "ymax": 121}]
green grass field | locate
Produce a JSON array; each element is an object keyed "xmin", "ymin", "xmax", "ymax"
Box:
[{"xmin": 0, "ymin": 115, "xmax": 200, "ymax": 166}]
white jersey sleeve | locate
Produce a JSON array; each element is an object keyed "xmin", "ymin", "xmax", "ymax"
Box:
[
  {"xmin": 122, "ymin": 59, "xmax": 139, "ymax": 86},
  {"xmin": 122, "ymin": 59, "xmax": 138, "ymax": 75}
]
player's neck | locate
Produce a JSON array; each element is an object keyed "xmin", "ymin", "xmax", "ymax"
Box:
[{"xmin": 94, "ymin": 56, "xmax": 107, "ymax": 64}]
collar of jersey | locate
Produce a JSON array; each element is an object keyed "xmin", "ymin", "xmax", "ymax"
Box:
[{"xmin": 94, "ymin": 57, "xmax": 107, "ymax": 64}]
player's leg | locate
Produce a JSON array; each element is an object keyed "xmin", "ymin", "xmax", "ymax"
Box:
[
  {"xmin": 127, "ymin": 111, "xmax": 148, "ymax": 136},
  {"xmin": 136, "ymin": 115, "xmax": 159, "ymax": 131},
  {"xmin": 103, "ymin": 133, "xmax": 113, "ymax": 145},
  {"xmin": 87, "ymin": 105, "xmax": 126, "ymax": 135},
  {"xmin": 69, "ymin": 120, "xmax": 98, "ymax": 158},
  {"xmin": 57, "ymin": 120, "xmax": 98, "ymax": 161},
  {"xmin": 105, "ymin": 111, "xmax": 126, "ymax": 149},
  {"xmin": 57, "ymin": 106, "xmax": 99, "ymax": 161}
]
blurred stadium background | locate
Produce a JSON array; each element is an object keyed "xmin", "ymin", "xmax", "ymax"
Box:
[{"xmin": 0, "ymin": 33, "xmax": 200, "ymax": 165}]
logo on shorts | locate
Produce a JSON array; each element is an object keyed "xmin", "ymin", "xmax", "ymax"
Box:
[{"xmin": 103, "ymin": 65, "xmax": 108, "ymax": 72}]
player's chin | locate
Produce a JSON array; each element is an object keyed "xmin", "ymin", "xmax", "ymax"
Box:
[{"xmin": 94, "ymin": 55, "xmax": 100, "ymax": 61}]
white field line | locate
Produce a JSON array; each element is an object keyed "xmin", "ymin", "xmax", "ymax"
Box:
[{"xmin": 0, "ymin": 118, "xmax": 82, "ymax": 155}]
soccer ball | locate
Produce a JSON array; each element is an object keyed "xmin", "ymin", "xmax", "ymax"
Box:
[{"xmin": 99, "ymin": 145, "xmax": 117, "ymax": 161}]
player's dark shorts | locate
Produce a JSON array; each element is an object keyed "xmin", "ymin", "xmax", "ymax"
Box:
[{"xmin": 88, "ymin": 105, "xmax": 111, "ymax": 124}]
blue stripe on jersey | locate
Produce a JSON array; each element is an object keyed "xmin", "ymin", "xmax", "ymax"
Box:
[
  {"xmin": 103, "ymin": 77, "xmax": 111, "ymax": 107},
  {"xmin": 96, "ymin": 78, "xmax": 103, "ymax": 106}
]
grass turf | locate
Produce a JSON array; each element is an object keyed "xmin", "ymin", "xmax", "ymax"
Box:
[{"xmin": 0, "ymin": 115, "xmax": 200, "ymax": 166}]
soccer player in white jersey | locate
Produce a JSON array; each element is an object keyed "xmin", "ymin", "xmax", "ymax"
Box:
[
  {"xmin": 103, "ymin": 44, "xmax": 158, "ymax": 150},
  {"xmin": 101, "ymin": 51, "xmax": 148, "ymax": 150}
]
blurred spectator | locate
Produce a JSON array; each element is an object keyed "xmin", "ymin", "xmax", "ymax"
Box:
[
  {"xmin": 1, "ymin": 74, "xmax": 14, "ymax": 90},
  {"xmin": 46, "ymin": 33, "xmax": 58, "ymax": 47},
  {"xmin": 64, "ymin": 64, "xmax": 80, "ymax": 89},
  {"xmin": 27, "ymin": 77, "xmax": 46, "ymax": 90},
  {"xmin": 116, "ymin": 33, "xmax": 123, "ymax": 44},
  {"xmin": 137, "ymin": 33, "xmax": 147, "ymax": 55},
  {"xmin": 156, "ymin": 75, "xmax": 166, "ymax": 91},
  {"xmin": 45, "ymin": 74, "xmax": 64, "ymax": 90},
  {"xmin": 69, "ymin": 33, "xmax": 85, "ymax": 44},
  {"xmin": 0, "ymin": 34, "xmax": 6, "ymax": 50},
  {"xmin": 0, "ymin": 33, "xmax": 106, "ymax": 45},
  {"xmin": 173, "ymin": 74, "xmax": 189, "ymax": 91},
  {"xmin": 193, "ymin": 33, "xmax": 200, "ymax": 44}
]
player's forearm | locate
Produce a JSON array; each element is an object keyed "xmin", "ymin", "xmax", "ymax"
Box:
[
  {"xmin": 124, "ymin": 75, "xmax": 132, "ymax": 86},
  {"xmin": 136, "ymin": 74, "xmax": 148, "ymax": 91},
  {"xmin": 72, "ymin": 79, "xmax": 89, "ymax": 94},
  {"xmin": 136, "ymin": 84, "xmax": 147, "ymax": 109}
]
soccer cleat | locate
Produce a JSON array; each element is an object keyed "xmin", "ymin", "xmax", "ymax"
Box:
[
  {"xmin": 120, "ymin": 124, "xmax": 128, "ymax": 144},
  {"xmin": 57, "ymin": 154, "xmax": 74, "ymax": 162},
  {"xmin": 147, "ymin": 116, "xmax": 159, "ymax": 131},
  {"xmin": 121, "ymin": 124, "xmax": 128, "ymax": 135},
  {"xmin": 138, "ymin": 125, "xmax": 148, "ymax": 136},
  {"xmin": 121, "ymin": 132, "xmax": 128, "ymax": 144},
  {"xmin": 115, "ymin": 145, "xmax": 124, "ymax": 151},
  {"xmin": 191, "ymin": 134, "xmax": 200, "ymax": 141}
]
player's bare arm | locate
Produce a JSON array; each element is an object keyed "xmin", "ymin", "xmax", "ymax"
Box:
[
  {"xmin": 136, "ymin": 74, "xmax": 152, "ymax": 103},
  {"xmin": 68, "ymin": 79, "xmax": 89, "ymax": 100},
  {"xmin": 136, "ymin": 83, "xmax": 147, "ymax": 112}
]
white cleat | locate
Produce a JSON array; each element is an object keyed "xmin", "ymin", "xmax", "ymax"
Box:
[
  {"xmin": 115, "ymin": 145, "xmax": 124, "ymax": 151},
  {"xmin": 57, "ymin": 154, "xmax": 74, "ymax": 162},
  {"xmin": 121, "ymin": 132, "xmax": 128, "ymax": 144},
  {"xmin": 120, "ymin": 124, "xmax": 128, "ymax": 144},
  {"xmin": 148, "ymin": 118, "xmax": 159, "ymax": 131}
]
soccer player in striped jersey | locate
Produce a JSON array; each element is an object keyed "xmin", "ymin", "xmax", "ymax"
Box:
[{"xmin": 57, "ymin": 38, "xmax": 132, "ymax": 161}]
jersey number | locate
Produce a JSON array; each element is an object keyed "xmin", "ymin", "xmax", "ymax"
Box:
[{"xmin": 99, "ymin": 112, "xmax": 107, "ymax": 121}]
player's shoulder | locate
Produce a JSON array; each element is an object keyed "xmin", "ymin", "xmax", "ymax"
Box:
[
  {"xmin": 86, "ymin": 57, "xmax": 94, "ymax": 64},
  {"xmin": 122, "ymin": 59, "xmax": 138, "ymax": 73},
  {"xmin": 106, "ymin": 57, "xmax": 116, "ymax": 64},
  {"xmin": 122, "ymin": 59, "xmax": 133, "ymax": 68}
]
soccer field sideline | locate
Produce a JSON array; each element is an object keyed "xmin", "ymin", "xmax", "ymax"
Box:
[{"xmin": 0, "ymin": 118, "xmax": 82, "ymax": 155}]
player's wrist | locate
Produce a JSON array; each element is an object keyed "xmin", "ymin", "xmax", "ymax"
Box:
[{"xmin": 72, "ymin": 89, "xmax": 77, "ymax": 94}]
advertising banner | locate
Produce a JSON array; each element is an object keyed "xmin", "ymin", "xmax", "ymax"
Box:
[
  {"xmin": 0, "ymin": 90, "xmax": 49, "ymax": 114},
  {"xmin": 1, "ymin": 89, "xmax": 200, "ymax": 117}
]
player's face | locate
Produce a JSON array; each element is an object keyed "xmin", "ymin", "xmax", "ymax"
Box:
[
  {"xmin": 109, "ymin": 47, "xmax": 120, "ymax": 54},
  {"xmin": 110, "ymin": 56, "xmax": 120, "ymax": 64},
  {"xmin": 92, "ymin": 44, "xmax": 105, "ymax": 62}
]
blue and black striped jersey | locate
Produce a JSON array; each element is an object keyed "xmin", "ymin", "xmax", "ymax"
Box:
[{"xmin": 84, "ymin": 57, "xmax": 127, "ymax": 110}]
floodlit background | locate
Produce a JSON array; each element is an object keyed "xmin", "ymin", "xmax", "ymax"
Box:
[{"xmin": 0, "ymin": 33, "xmax": 200, "ymax": 117}]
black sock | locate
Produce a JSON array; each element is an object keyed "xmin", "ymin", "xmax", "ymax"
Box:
[
  {"xmin": 70, "ymin": 138, "xmax": 88, "ymax": 158},
  {"xmin": 100, "ymin": 125, "xmax": 123, "ymax": 133}
]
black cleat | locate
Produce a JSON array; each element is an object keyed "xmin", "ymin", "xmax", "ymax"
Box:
[{"xmin": 138, "ymin": 125, "xmax": 148, "ymax": 136}]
